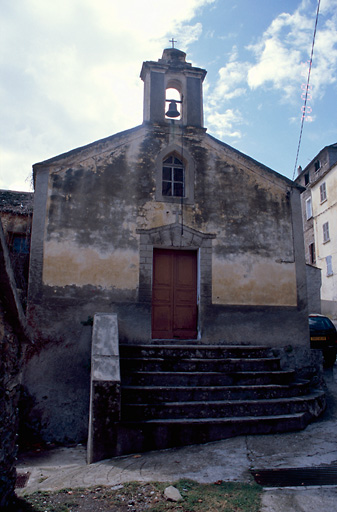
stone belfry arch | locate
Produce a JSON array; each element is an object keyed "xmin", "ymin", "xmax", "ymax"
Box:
[{"xmin": 140, "ymin": 48, "xmax": 207, "ymax": 128}]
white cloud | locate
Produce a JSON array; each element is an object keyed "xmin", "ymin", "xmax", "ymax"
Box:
[
  {"xmin": 205, "ymin": 0, "xmax": 337, "ymax": 142},
  {"xmin": 211, "ymin": 61, "xmax": 248, "ymax": 103},
  {"xmin": 206, "ymin": 109, "xmax": 243, "ymax": 140},
  {"xmin": 247, "ymin": 38, "xmax": 302, "ymax": 96},
  {"xmin": 320, "ymin": 0, "xmax": 337, "ymax": 15},
  {"xmin": 310, "ymin": 18, "xmax": 337, "ymax": 95},
  {"xmin": 210, "ymin": 0, "xmax": 337, "ymax": 101},
  {"xmin": 0, "ymin": 0, "xmax": 215, "ymax": 191},
  {"xmin": 247, "ymin": 0, "xmax": 337, "ymax": 98}
]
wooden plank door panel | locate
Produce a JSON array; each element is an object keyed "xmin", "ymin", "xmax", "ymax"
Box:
[
  {"xmin": 152, "ymin": 250, "xmax": 173, "ymax": 338},
  {"xmin": 152, "ymin": 249, "xmax": 197, "ymax": 339},
  {"xmin": 173, "ymin": 250, "xmax": 197, "ymax": 339}
]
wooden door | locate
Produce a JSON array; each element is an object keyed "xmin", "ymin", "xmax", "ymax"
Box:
[{"xmin": 152, "ymin": 249, "xmax": 197, "ymax": 339}]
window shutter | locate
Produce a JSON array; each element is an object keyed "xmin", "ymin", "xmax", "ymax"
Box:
[
  {"xmin": 323, "ymin": 222, "xmax": 330, "ymax": 243},
  {"xmin": 326, "ymin": 256, "xmax": 333, "ymax": 276},
  {"xmin": 306, "ymin": 198, "xmax": 312, "ymax": 220},
  {"xmin": 320, "ymin": 182, "xmax": 327, "ymax": 203}
]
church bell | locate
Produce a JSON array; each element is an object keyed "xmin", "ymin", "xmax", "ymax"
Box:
[{"xmin": 165, "ymin": 100, "xmax": 180, "ymax": 118}]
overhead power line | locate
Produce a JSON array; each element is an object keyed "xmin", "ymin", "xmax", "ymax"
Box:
[{"xmin": 292, "ymin": 0, "xmax": 321, "ymax": 180}]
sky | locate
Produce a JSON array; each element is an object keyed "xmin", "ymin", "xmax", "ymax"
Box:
[{"xmin": 1, "ymin": 0, "xmax": 337, "ymax": 191}]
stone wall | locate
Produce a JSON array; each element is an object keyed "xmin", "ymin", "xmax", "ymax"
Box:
[
  {"xmin": 0, "ymin": 220, "xmax": 29, "ymax": 507},
  {"xmin": 0, "ymin": 309, "xmax": 22, "ymax": 507},
  {"xmin": 0, "ymin": 190, "xmax": 33, "ymax": 308}
]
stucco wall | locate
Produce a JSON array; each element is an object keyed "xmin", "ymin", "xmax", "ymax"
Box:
[
  {"xmin": 33, "ymin": 126, "xmax": 300, "ymax": 308},
  {"xmin": 25, "ymin": 124, "xmax": 309, "ymax": 443},
  {"xmin": 306, "ymin": 264, "xmax": 321, "ymax": 314},
  {"xmin": 312, "ymin": 166, "xmax": 337, "ymax": 305}
]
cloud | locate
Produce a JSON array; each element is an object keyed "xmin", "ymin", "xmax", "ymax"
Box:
[
  {"xmin": 205, "ymin": 0, "xmax": 337, "ymax": 143},
  {"xmin": 247, "ymin": 0, "xmax": 337, "ymax": 97},
  {"xmin": 206, "ymin": 109, "xmax": 244, "ymax": 140},
  {"xmin": 211, "ymin": 0, "xmax": 337, "ymax": 100},
  {"xmin": 210, "ymin": 59, "xmax": 248, "ymax": 104},
  {"xmin": 0, "ymin": 0, "xmax": 215, "ymax": 191}
]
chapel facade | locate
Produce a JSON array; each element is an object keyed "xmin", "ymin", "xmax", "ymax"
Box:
[{"xmin": 24, "ymin": 49, "xmax": 323, "ymax": 455}]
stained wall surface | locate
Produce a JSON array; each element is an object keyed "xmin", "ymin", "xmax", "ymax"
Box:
[{"xmin": 26, "ymin": 123, "xmax": 308, "ymax": 444}]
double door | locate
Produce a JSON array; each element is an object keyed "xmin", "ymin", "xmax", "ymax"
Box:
[{"xmin": 152, "ymin": 249, "xmax": 198, "ymax": 339}]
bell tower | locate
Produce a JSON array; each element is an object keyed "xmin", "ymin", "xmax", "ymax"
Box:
[{"xmin": 140, "ymin": 48, "xmax": 207, "ymax": 128}]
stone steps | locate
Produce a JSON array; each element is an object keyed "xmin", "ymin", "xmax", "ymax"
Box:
[
  {"xmin": 121, "ymin": 357, "xmax": 281, "ymax": 372},
  {"xmin": 122, "ymin": 391, "xmax": 325, "ymax": 421},
  {"xmin": 115, "ymin": 413, "xmax": 309, "ymax": 455},
  {"xmin": 115, "ymin": 343, "xmax": 326, "ymax": 456},
  {"xmin": 122, "ymin": 370, "xmax": 297, "ymax": 386},
  {"xmin": 119, "ymin": 344, "xmax": 272, "ymax": 359},
  {"xmin": 122, "ymin": 380, "xmax": 312, "ymax": 403}
]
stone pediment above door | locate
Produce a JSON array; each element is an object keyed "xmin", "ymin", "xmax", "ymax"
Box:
[
  {"xmin": 137, "ymin": 223, "xmax": 215, "ymax": 304},
  {"xmin": 137, "ymin": 222, "xmax": 215, "ymax": 249}
]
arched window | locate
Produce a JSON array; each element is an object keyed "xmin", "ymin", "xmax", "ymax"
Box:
[
  {"xmin": 155, "ymin": 143, "xmax": 195, "ymax": 205},
  {"xmin": 162, "ymin": 155, "xmax": 184, "ymax": 197}
]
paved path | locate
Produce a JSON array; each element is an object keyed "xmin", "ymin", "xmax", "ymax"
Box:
[{"xmin": 16, "ymin": 366, "xmax": 337, "ymax": 511}]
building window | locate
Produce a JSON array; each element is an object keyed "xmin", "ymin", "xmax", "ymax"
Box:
[
  {"xmin": 320, "ymin": 182, "xmax": 327, "ymax": 203},
  {"xmin": 155, "ymin": 143, "xmax": 195, "ymax": 205},
  {"xmin": 304, "ymin": 173, "xmax": 309, "ymax": 185},
  {"xmin": 8, "ymin": 232, "xmax": 30, "ymax": 254},
  {"xmin": 309, "ymin": 242, "xmax": 316, "ymax": 264},
  {"xmin": 326, "ymin": 255, "xmax": 333, "ymax": 276},
  {"xmin": 323, "ymin": 222, "xmax": 330, "ymax": 243},
  {"xmin": 306, "ymin": 198, "xmax": 312, "ymax": 220},
  {"xmin": 162, "ymin": 155, "xmax": 185, "ymax": 197},
  {"xmin": 314, "ymin": 160, "xmax": 321, "ymax": 172}
]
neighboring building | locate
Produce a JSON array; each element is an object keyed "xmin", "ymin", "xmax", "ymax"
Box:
[
  {"xmin": 0, "ymin": 190, "xmax": 33, "ymax": 307},
  {"xmin": 296, "ymin": 143, "xmax": 337, "ymax": 318},
  {"xmin": 24, "ymin": 48, "xmax": 321, "ymax": 455}
]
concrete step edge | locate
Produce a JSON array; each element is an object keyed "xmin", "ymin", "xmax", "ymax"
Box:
[
  {"xmin": 121, "ymin": 412, "xmax": 307, "ymax": 425},
  {"xmin": 123, "ymin": 391, "xmax": 325, "ymax": 408}
]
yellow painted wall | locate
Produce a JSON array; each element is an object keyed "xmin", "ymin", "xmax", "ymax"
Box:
[
  {"xmin": 43, "ymin": 240, "xmax": 139, "ymax": 289},
  {"xmin": 212, "ymin": 255, "xmax": 297, "ymax": 306}
]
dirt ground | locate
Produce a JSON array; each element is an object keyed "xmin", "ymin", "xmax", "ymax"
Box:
[
  {"xmin": 13, "ymin": 479, "xmax": 261, "ymax": 512},
  {"xmin": 14, "ymin": 482, "xmax": 170, "ymax": 511}
]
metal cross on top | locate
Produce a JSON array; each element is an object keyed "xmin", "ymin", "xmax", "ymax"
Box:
[{"xmin": 169, "ymin": 38, "xmax": 177, "ymax": 48}]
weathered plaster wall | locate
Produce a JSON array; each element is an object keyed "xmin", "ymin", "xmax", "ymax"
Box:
[
  {"xmin": 22, "ymin": 322, "xmax": 92, "ymax": 444},
  {"xmin": 306, "ymin": 264, "xmax": 321, "ymax": 314},
  {"xmin": 25, "ymin": 124, "xmax": 309, "ymax": 444},
  {"xmin": 212, "ymin": 256, "xmax": 297, "ymax": 306},
  {"xmin": 39, "ymin": 126, "xmax": 297, "ymax": 307},
  {"xmin": 43, "ymin": 241, "xmax": 139, "ymax": 290}
]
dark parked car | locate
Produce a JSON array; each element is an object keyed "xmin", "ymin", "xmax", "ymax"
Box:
[{"xmin": 309, "ymin": 314, "xmax": 337, "ymax": 367}]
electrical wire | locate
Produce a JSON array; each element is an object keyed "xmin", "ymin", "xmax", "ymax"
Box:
[
  {"xmin": 292, "ymin": 0, "xmax": 321, "ymax": 180},
  {"xmin": 181, "ymin": 95, "xmax": 184, "ymax": 236}
]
